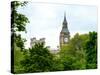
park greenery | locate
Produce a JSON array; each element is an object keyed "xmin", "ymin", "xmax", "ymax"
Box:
[{"xmin": 11, "ymin": 1, "xmax": 97, "ymax": 74}]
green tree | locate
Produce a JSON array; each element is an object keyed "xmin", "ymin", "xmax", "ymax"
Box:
[
  {"xmin": 85, "ymin": 31, "xmax": 97, "ymax": 69},
  {"xmin": 11, "ymin": 1, "xmax": 29, "ymax": 32},
  {"xmin": 14, "ymin": 45, "xmax": 25, "ymax": 73},
  {"xmin": 15, "ymin": 34, "xmax": 26, "ymax": 51},
  {"xmin": 11, "ymin": 1, "xmax": 29, "ymax": 73},
  {"xmin": 20, "ymin": 42, "xmax": 54, "ymax": 73},
  {"xmin": 52, "ymin": 54, "xmax": 64, "ymax": 71}
]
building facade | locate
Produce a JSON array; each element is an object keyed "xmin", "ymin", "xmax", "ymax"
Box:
[{"xmin": 30, "ymin": 37, "xmax": 45, "ymax": 48}]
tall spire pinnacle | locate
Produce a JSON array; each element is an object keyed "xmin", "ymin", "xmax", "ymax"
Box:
[
  {"xmin": 64, "ymin": 12, "xmax": 66, "ymax": 21},
  {"xmin": 63, "ymin": 12, "xmax": 67, "ymax": 25}
]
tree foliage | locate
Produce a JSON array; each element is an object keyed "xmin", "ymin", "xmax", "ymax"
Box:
[
  {"xmin": 60, "ymin": 33, "xmax": 89, "ymax": 70},
  {"xmin": 20, "ymin": 43, "xmax": 54, "ymax": 73},
  {"xmin": 85, "ymin": 31, "xmax": 97, "ymax": 69},
  {"xmin": 11, "ymin": 1, "xmax": 29, "ymax": 73},
  {"xmin": 15, "ymin": 34, "xmax": 26, "ymax": 51},
  {"xmin": 14, "ymin": 45, "xmax": 25, "ymax": 73},
  {"xmin": 13, "ymin": 31, "xmax": 97, "ymax": 73},
  {"xmin": 59, "ymin": 32, "xmax": 97, "ymax": 70},
  {"xmin": 11, "ymin": 1, "xmax": 29, "ymax": 32}
]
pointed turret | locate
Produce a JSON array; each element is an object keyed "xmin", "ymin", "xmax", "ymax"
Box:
[
  {"xmin": 63, "ymin": 12, "xmax": 67, "ymax": 27},
  {"xmin": 61, "ymin": 12, "xmax": 69, "ymax": 33}
]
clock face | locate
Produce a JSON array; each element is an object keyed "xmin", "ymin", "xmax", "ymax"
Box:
[{"xmin": 64, "ymin": 38, "xmax": 68, "ymax": 42}]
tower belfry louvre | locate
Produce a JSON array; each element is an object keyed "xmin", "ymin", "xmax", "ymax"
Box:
[{"xmin": 59, "ymin": 12, "xmax": 70, "ymax": 47}]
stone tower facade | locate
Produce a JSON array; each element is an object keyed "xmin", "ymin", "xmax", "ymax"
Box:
[
  {"xmin": 30, "ymin": 37, "xmax": 45, "ymax": 48},
  {"xmin": 60, "ymin": 12, "xmax": 70, "ymax": 47}
]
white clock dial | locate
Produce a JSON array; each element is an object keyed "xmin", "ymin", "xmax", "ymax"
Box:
[{"xmin": 64, "ymin": 38, "xmax": 68, "ymax": 42}]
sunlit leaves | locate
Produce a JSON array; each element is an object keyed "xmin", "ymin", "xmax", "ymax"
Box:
[{"xmin": 11, "ymin": 1, "xmax": 29, "ymax": 32}]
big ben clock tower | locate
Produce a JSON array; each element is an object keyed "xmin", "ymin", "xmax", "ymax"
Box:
[{"xmin": 60, "ymin": 12, "xmax": 70, "ymax": 47}]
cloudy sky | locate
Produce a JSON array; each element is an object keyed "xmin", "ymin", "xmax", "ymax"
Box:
[{"xmin": 18, "ymin": 2, "xmax": 97, "ymax": 49}]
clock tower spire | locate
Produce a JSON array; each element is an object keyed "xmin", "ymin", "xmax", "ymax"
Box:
[{"xmin": 60, "ymin": 12, "xmax": 70, "ymax": 47}]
